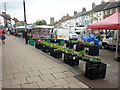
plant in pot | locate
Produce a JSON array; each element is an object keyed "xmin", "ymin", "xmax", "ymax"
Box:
[
  {"xmin": 77, "ymin": 40, "xmax": 82, "ymax": 44},
  {"xmin": 72, "ymin": 51, "xmax": 77, "ymax": 56},
  {"xmin": 82, "ymin": 57, "xmax": 90, "ymax": 61},
  {"xmin": 79, "ymin": 50, "xmax": 85, "ymax": 57},
  {"xmin": 85, "ymin": 42, "xmax": 90, "ymax": 47},
  {"xmin": 57, "ymin": 46, "xmax": 63, "ymax": 51},
  {"xmin": 71, "ymin": 40, "xmax": 77, "ymax": 44},
  {"xmin": 89, "ymin": 58, "xmax": 101, "ymax": 64},
  {"xmin": 77, "ymin": 54, "xmax": 83, "ymax": 60},
  {"xmin": 52, "ymin": 44, "xmax": 58, "ymax": 49}
]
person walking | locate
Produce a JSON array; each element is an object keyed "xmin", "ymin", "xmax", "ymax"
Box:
[{"xmin": 0, "ymin": 27, "xmax": 6, "ymax": 44}]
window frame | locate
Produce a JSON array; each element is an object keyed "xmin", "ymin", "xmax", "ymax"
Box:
[
  {"xmin": 105, "ymin": 10, "xmax": 108, "ymax": 15},
  {"xmin": 116, "ymin": 7, "xmax": 119, "ymax": 11},
  {"xmin": 110, "ymin": 9, "xmax": 113, "ymax": 15}
]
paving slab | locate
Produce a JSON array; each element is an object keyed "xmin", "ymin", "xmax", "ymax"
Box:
[{"xmin": 2, "ymin": 36, "xmax": 89, "ymax": 88}]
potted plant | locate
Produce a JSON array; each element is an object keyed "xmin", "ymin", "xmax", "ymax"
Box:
[
  {"xmin": 85, "ymin": 42, "xmax": 90, "ymax": 47},
  {"xmin": 89, "ymin": 56, "xmax": 101, "ymax": 64},
  {"xmin": 79, "ymin": 50, "xmax": 85, "ymax": 57},
  {"xmin": 71, "ymin": 40, "xmax": 78, "ymax": 44},
  {"xmin": 77, "ymin": 54, "xmax": 83, "ymax": 60},
  {"xmin": 82, "ymin": 57, "xmax": 90, "ymax": 61}
]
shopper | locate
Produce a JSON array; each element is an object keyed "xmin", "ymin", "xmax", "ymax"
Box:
[
  {"xmin": 7, "ymin": 28, "xmax": 10, "ymax": 36},
  {"xmin": 0, "ymin": 27, "xmax": 6, "ymax": 44}
]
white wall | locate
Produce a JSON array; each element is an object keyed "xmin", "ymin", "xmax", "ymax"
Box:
[{"xmin": 0, "ymin": 16, "xmax": 4, "ymax": 26}]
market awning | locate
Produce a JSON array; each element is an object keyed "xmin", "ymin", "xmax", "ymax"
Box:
[{"xmin": 87, "ymin": 11, "xmax": 120, "ymax": 30}]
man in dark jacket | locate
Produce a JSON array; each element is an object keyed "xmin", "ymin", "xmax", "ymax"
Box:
[{"xmin": 24, "ymin": 31, "xmax": 28, "ymax": 44}]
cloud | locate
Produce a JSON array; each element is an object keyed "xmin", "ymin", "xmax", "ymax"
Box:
[{"xmin": 0, "ymin": 0, "xmax": 109, "ymax": 24}]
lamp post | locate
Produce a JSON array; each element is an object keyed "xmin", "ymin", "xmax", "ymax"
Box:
[
  {"xmin": 23, "ymin": 0, "xmax": 28, "ymax": 44},
  {"xmin": 4, "ymin": 3, "xmax": 7, "ymax": 28}
]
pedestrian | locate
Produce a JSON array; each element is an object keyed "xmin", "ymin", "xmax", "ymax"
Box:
[
  {"xmin": 24, "ymin": 31, "xmax": 28, "ymax": 44},
  {"xmin": 0, "ymin": 27, "xmax": 6, "ymax": 44},
  {"xmin": 7, "ymin": 28, "xmax": 10, "ymax": 36},
  {"xmin": 5, "ymin": 27, "xmax": 8, "ymax": 35}
]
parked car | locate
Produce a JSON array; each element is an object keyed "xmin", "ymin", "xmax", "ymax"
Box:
[{"xmin": 69, "ymin": 31, "xmax": 78, "ymax": 40}]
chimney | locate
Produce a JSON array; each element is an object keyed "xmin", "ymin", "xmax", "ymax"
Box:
[
  {"xmin": 101, "ymin": 0, "xmax": 105, "ymax": 4},
  {"xmin": 109, "ymin": 0, "xmax": 115, "ymax": 2},
  {"xmin": 74, "ymin": 11, "xmax": 77, "ymax": 15},
  {"xmin": 2, "ymin": 12, "xmax": 6, "ymax": 16},
  {"xmin": 82, "ymin": 7, "xmax": 86, "ymax": 13},
  {"xmin": 66, "ymin": 14, "xmax": 70, "ymax": 18},
  {"xmin": 92, "ymin": 2, "xmax": 95, "ymax": 9}
]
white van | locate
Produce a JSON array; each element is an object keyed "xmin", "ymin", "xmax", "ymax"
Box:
[
  {"xmin": 51, "ymin": 28, "xmax": 69, "ymax": 40},
  {"xmin": 70, "ymin": 27, "xmax": 88, "ymax": 34},
  {"xmin": 102, "ymin": 30, "xmax": 120, "ymax": 49}
]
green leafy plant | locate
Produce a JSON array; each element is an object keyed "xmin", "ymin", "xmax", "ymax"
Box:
[
  {"xmin": 89, "ymin": 58, "xmax": 101, "ymax": 63},
  {"xmin": 79, "ymin": 50, "xmax": 85, "ymax": 56},
  {"xmin": 77, "ymin": 41, "xmax": 81, "ymax": 43},
  {"xmin": 71, "ymin": 40, "xmax": 77, "ymax": 43},
  {"xmin": 93, "ymin": 56, "xmax": 101, "ymax": 60},
  {"xmin": 72, "ymin": 51, "xmax": 77, "ymax": 56},
  {"xmin": 83, "ymin": 57, "xmax": 90, "ymax": 61},
  {"xmin": 77, "ymin": 55, "xmax": 83, "ymax": 59},
  {"xmin": 85, "ymin": 42, "xmax": 90, "ymax": 46}
]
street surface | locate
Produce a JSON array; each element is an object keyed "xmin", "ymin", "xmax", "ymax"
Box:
[{"xmin": 2, "ymin": 35, "xmax": 89, "ymax": 88}]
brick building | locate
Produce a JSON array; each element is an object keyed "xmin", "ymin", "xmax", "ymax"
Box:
[{"xmin": 104, "ymin": 0, "xmax": 120, "ymax": 19}]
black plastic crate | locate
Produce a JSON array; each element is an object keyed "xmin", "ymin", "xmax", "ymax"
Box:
[
  {"xmin": 64, "ymin": 53, "xmax": 79, "ymax": 66},
  {"xmin": 76, "ymin": 44, "xmax": 84, "ymax": 52},
  {"xmin": 35, "ymin": 43, "xmax": 42, "ymax": 49},
  {"xmin": 66, "ymin": 42, "xmax": 74, "ymax": 49},
  {"xmin": 85, "ymin": 62, "xmax": 107, "ymax": 80},
  {"xmin": 50, "ymin": 48, "xmax": 62, "ymax": 58},
  {"xmin": 41, "ymin": 45, "xmax": 50, "ymax": 53},
  {"xmin": 88, "ymin": 46, "xmax": 99, "ymax": 56}
]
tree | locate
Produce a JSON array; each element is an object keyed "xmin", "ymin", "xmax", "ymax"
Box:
[
  {"xmin": 47, "ymin": 24, "xmax": 53, "ymax": 26},
  {"xmin": 34, "ymin": 19, "xmax": 47, "ymax": 25},
  {"xmin": 41, "ymin": 20, "xmax": 47, "ymax": 25},
  {"xmin": 88, "ymin": 11, "xmax": 100, "ymax": 24}
]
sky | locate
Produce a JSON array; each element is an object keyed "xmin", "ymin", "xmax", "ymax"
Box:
[{"xmin": 0, "ymin": 0, "xmax": 109, "ymax": 24}]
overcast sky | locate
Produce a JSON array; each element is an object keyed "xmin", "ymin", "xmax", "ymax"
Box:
[{"xmin": 0, "ymin": 0, "xmax": 109, "ymax": 24}]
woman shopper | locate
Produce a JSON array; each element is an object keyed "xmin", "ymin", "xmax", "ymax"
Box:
[{"xmin": 0, "ymin": 27, "xmax": 6, "ymax": 44}]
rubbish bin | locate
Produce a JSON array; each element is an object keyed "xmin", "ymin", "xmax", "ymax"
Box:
[
  {"xmin": 28, "ymin": 36, "xmax": 33, "ymax": 40},
  {"xmin": 59, "ymin": 39, "xmax": 64, "ymax": 46},
  {"xmin": 29, "ymin": 39, "xmax": 35, "ymax": 46},
  {"xmin": 17, "ymin": 34, "xmax": 21, "ymax": 37}
]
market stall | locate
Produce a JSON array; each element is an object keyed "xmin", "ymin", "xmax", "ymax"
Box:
[{"xmin": 87, "ymin": 11, "xmax": 120, "ymax": 60}]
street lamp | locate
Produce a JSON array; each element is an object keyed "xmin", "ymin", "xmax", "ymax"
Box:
[
  {"xmin": 23, "ymin": 0, "xmax": 28, "ymax": 44},
  {"xmin": 4, "ymin": 3, "xmax": 7, "ymax": 28}
]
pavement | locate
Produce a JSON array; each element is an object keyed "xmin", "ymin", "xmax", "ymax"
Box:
[{"xmin": 1, "ymin": 35, "xmax": 89, "ymax": 88}]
